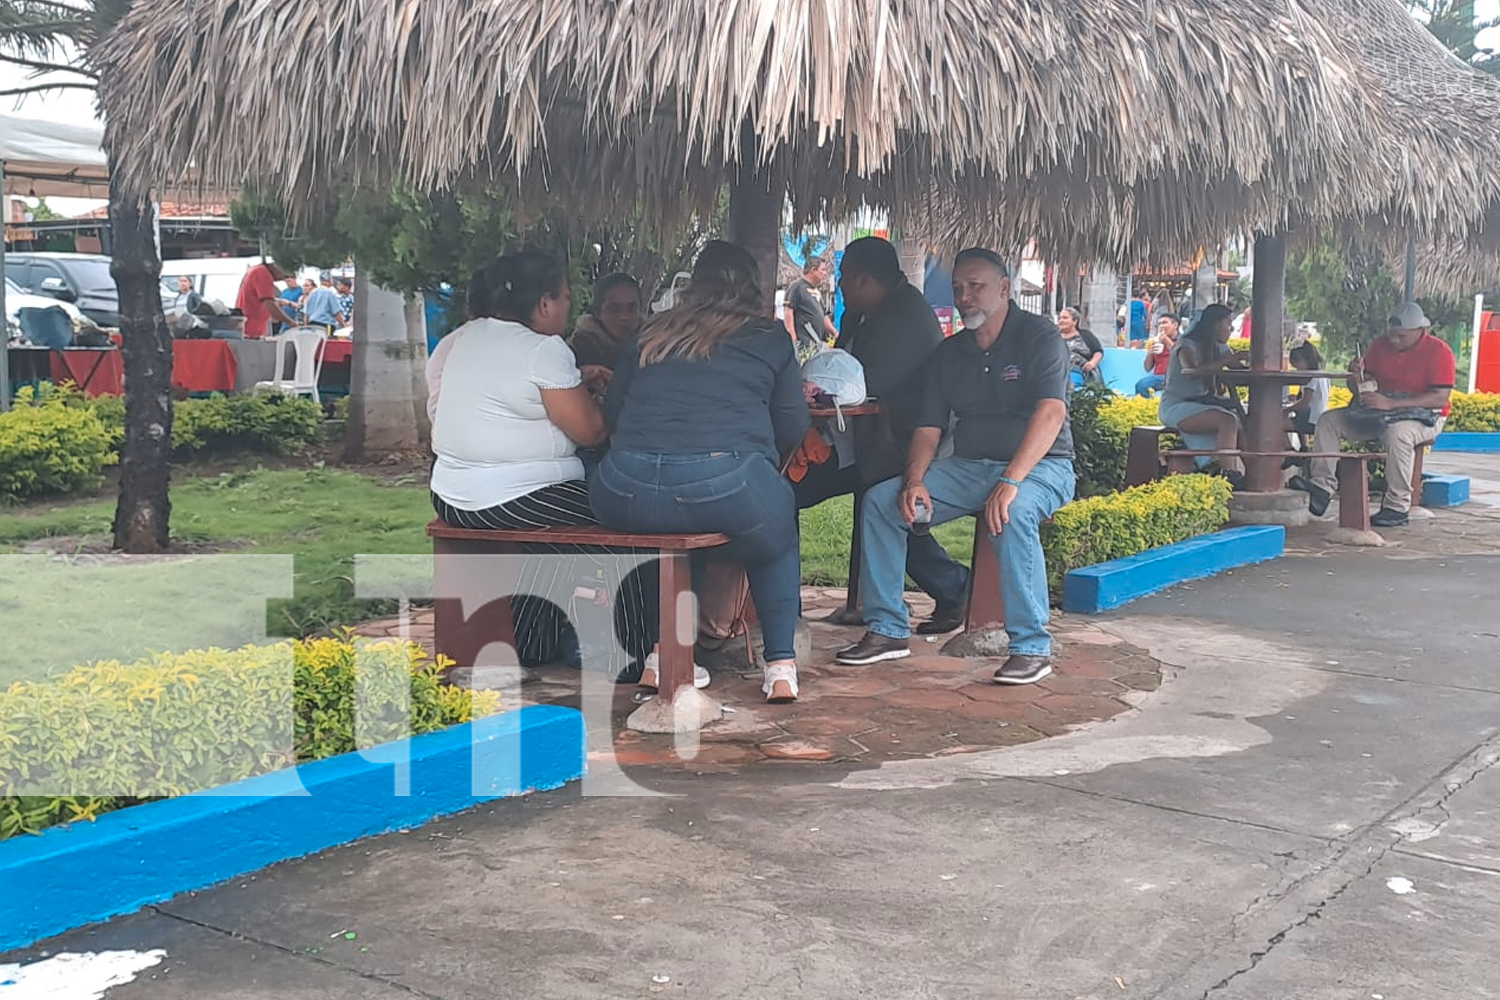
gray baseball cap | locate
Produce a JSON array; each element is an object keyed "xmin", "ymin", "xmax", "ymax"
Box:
[{"xmin": 1388, "ymin": 302, "xmax": 1430, "ymax": 330}]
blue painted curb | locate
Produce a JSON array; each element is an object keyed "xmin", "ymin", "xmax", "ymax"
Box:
[
  {"xmin": 1432, "ymin": 432, "xmax": 1500, "ymax": 453},
  {"xmin": 1063, "ymin": 525, "xmax": 1286, "ymax": 614},
  {"xmin": 1421, "ymin": 473, "xmax": 1470, "ymax": 508},
  {"xmin": 0, "ymin": 704, "xmax": 584, "ymax": 952}
]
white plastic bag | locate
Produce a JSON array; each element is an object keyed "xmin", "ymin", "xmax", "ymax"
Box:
[{"xmin": 801, "ymin": 347, "xmax": 867, "ymax": 432}]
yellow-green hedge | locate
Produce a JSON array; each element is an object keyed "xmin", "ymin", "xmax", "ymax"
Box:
[
  {"xmin": 1, "ymin": 385, "xmax": 325, "ymax": 499},
  {"xmin": 0, "ymin": 393, "xmax": 115, "ymax": 497},
  {"xmin": 1042, "ymin": 474, "xmax": 1233, "ymax": 592},
  {"xmin": 1449, "ymin": 391, "xmax": 1500, "ymax": 432},
  {"xmin": 0, "ymin": 636, "xmax": 500, "ymax": 839}
]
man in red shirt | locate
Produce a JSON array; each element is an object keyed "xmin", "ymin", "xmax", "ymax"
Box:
[
  {"xmin": 1135, "ymin": 312, "xmax": 1179, "ymax": 397},
  {"xmin": 235, "ymin": 261, "xmax": 296, "ymax": 339},
  {"xmin": 1294, "ymin": 303, "xmax": 1455, "ymax": 527}
]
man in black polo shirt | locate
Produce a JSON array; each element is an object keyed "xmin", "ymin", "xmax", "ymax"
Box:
[
  {"xmin": 794, "ymin": 237, "xmax": 970, "ymax": 633},
  {"xmin": 836, "ymin": 248, "xmax": 1076, "ymax": 684}
]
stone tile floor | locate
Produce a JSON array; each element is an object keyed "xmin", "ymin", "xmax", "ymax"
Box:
[{"xmin": 358, "ymin": 587, "xmax": 1159, "ymax": 772}]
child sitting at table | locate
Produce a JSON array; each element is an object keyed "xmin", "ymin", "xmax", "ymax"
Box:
[{"xmin": 1283, "ymin": 343, "xmax": 1329, "ymax": 451}]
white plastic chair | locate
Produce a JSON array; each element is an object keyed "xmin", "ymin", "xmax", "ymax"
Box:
[{"xmin": 255, "ymin": 326, "xmax": 327, "ymax": 402}]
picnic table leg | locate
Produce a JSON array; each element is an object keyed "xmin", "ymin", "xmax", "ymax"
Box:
[
  {"xmin": 431, "ymin": 538, "xmax": 519, "ymax": 676},
  {"xmin": 1337, "ymin": 457, "xmax": 1373, "ymax": 532},
  {"xmin": 964, "ymin": 520, "xmax": 1006, "ymax": 631},
  {"xmin": 826, "ymin": 488, "xmax": 867, "ymax": 625},
  {"xmin": 657, "ymin": 550, "xmax": 694, "ymax": 704}
]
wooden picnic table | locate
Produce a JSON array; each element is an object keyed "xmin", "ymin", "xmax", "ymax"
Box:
[{"xmin": 1216, "ymin": 368, "xmax": 1353, "ymax": 491}]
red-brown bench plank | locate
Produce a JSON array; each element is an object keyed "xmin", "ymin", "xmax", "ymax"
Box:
[{"xmin": 426, "ymin": 519, "xmax": 728, "ymax": 705}]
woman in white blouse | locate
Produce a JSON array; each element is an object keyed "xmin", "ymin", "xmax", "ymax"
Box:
[{"xmin": 427, "ymin": 252, "xmax": 653, "ymax": 681}]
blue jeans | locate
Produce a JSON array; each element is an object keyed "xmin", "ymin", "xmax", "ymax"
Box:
[
  {"xmin": 591, "ymin": 451, "xmax": 802, "ymax": 663},
  {"xmin": 1135, "ymin": 373, "xmax": 1166, "ymax": 398},
  {"xmin": 859, "ymin": 456, "xmax": 1075, "ymax": 656},
  {"xmin": 792, "ymin": 458, "xmax": 969, "ymax": 610}
]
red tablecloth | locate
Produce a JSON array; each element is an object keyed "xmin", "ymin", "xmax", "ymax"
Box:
[
  {"xmin": 172, "ymin": 340, "xmax": 237, "ymax": 393},
  {"xmin": 48, "ymin": 349, "xmax": 125, "ymax": 397},
  {"xmin": 320, "ymin": 339, "xmax": 353, "ymax": 364}
]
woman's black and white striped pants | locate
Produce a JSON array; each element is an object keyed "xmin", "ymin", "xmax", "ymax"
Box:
[{"xmin": 431, "ymin": 481, "xmax": 655, "ymax": 679}]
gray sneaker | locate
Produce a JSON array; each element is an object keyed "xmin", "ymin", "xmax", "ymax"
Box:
[
  {"xmin": 835, "ymin": 632, "xmax": 911, "ymax": 665},
  {"xmin": 993, "ymin": 655, "xmax": 1053, "ymax": 685}
]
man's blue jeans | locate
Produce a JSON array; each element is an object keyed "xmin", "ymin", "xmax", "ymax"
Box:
[
  {"xmin": 1135, "ymin": 373, "xmax": 1166, "ymax": 398},
  {"xmin": 591, "ymin": 450, "xmax": 802, "ymax": 663},
  {"xmin": 858, "ymin": 457, "xmax": 1075, "ymax": 656}
]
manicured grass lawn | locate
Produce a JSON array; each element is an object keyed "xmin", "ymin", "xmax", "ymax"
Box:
[
  {"xmin": 798, "ymin": 494, "xmax": 975, "ymax": 584},
  {"xmin": 0, "ymin": 467, "xmax": 433, "ymax": 684},
  {"xmin": 0, "ymin": 468, "xmax": 977, "ymax": 684}
]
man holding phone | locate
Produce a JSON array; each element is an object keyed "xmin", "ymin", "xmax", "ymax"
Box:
[
  {"xmin": 1292, "ymin": 303, "xmax": 1454, "ymax": 527},
  {"xmin": 835, "ymin": 248, "xmax": 1075, "ymax": 684}
]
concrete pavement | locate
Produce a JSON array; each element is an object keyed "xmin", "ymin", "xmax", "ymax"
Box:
[{"xmin": 6, "ymin": 499, "xmax": 1500, "ymax": 999}]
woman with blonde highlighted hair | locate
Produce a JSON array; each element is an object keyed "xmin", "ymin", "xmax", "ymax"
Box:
[{"xmin": 590, "ymin": 241, "xmax": 811, "ymax": 703}]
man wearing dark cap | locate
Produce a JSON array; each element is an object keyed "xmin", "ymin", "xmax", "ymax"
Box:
[
  {"xmin": 837, "ymin": 247, "xmax": 1075, "ymax": 685},
  {"xmin": 1293, "ymin": 302, "xmax": 1454, "ymax": 528},
  {"xmin": 794, "ymin": 236, "xmax": 970, "ymax": 634}
]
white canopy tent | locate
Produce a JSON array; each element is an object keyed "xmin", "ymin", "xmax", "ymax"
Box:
[
  {"xmin": 0, "ymin": 112, "xmax": 109, "ymax": 199},
  {"xmin": 1, "ymin": 112, "xmax": 110, "ymax": 409}
]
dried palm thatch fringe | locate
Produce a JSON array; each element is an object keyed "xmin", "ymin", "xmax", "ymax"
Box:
[{"xmin": 94, "ymin": 0, "xmax": 1496, "ymax": 267}]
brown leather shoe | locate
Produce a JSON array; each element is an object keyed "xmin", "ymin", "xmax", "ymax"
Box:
[
  {"xmin": 835, "ymin": 632, "xmax": 911, "ymax": 665},
  {"xmin": 993, "ymin": 654, "xmax": 1053, "ymax": 685}
]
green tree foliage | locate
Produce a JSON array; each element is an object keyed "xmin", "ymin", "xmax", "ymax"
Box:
[
  {"xmin": 231, "ymin": 184, "xmax": 725, "ymax": 318},
  {"xmin": 1288, "ymin": 234, "xmax": 1472, "ymax": 368},
  {"xmin": 1409, "ymin": 1, "xmax": 1500, "ymax": 75},
  {"xmin": 1287, "ymin": 236, "xmax": 1402, "ymax": 364}
]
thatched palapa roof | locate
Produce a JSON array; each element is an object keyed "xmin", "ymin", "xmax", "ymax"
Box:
[
  {"xmin": 96, "ymin": 0, "xmax": 1401, "ymax": 265},
  {"xmin": 1306, "ymin": 0, "xmax": 1500, "ymax": 265}
]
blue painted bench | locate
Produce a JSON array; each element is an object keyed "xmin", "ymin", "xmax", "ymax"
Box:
[
  {"xmin": 1421, "ymin": 473, "xmax": 1470, "ymax": 508},
  {"xmin": 1062, "ymin": 525, "xmax": 1286, "ymax": 613}
]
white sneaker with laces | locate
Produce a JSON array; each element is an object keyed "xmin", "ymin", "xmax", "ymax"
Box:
[{"xmin": 640, "ymin": 652, "xmax": 710, "ymax": 690}]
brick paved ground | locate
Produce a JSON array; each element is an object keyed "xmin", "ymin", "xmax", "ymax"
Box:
[{"xmin": 356, "ymin": 587, "xmax": 1159, "ymax": 771}]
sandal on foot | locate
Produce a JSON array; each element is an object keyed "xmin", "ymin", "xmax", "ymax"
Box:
[
  {"xmin": 762, "ymin": 661, "xmax": 799, "ymax": 704},
  {"xmin": 638, "ymin": 652, "xmax": 710, "ymax": 693}
]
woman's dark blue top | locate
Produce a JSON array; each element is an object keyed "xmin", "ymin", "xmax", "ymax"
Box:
[{"xmin": 603, "ymin": 320, "xmax": 811, "ymax": 464}]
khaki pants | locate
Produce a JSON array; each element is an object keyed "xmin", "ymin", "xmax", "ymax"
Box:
[{"xmin": 1310, "ymin": 409, "xmax": 1443, "ymax": 513}]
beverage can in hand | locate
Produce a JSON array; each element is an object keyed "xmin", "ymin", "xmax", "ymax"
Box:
[{"xmin": 912, "ymin": 499, "xmax": 932, "ymax": 536}]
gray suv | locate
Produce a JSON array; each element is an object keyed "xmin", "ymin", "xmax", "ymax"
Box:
[{"xmin": 4, "ymin": 253, "xmax": 120, "ymax": 328}]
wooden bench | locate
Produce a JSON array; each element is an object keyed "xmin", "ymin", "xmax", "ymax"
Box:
[
  {"xmin": 1124, "ymin": 425, "xmax": 1173, "ymax": 487},
  {"xmin": 425, "ymin": 520, "xmax": 728, "ymax": 706},
  {"xmin": 1160, "ymin": 450, "xmax": 1387, "ymax": 532}
]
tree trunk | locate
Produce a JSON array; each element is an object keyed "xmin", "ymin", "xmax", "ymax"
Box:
[
  {"xmin": 344, "ymin": 275, "xmax": 430, "ymax": 461},
  {"xmin": 897, "ymin": 239, "xmax": 928, "ymax": 295},
  {"xmin": 727, "ymin": 123, "xmax": 785, "ymax": 315},
  {"xmin": 109, "ymin": 176, "xmax": 173, "ymax": 553},
  {"xmin": 1083, "ymin": 266, "xmax": 1118, "ymax": 345},
  {"xmin": 1193, "ymin": 258, "xmax": 1220, "ymax": 315}
]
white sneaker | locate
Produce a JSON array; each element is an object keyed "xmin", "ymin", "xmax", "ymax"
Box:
[
  {"xmin": 640, "ymin": 652, "xmax": 710, "ymax": 690},
  {"xmin": 762, "ymin": 661, "xmax": 799, "ymax": 703}
]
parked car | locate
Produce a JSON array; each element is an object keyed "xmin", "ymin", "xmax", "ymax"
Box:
[
  {"xmin": 4, "ymin": 276, "xmax": 89, "ymax": 341},
  {"xmin": 4, "ymin": 253, "xmax": 120, "ymax": 328}
]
